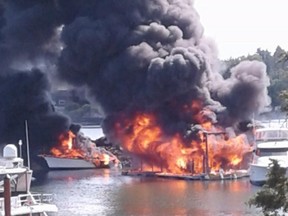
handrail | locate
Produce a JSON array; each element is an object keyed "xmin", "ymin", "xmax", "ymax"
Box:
[{"xmin": 0, "ymin": 193, "xmax": 56, "ymax": 210}]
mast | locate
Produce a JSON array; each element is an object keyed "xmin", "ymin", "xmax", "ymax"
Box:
[{"xmin": 25, "ymin": 120, "xmax": 31, "ymax": 169}]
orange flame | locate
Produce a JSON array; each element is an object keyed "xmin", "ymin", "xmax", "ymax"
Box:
[
  {"xmin": 50, "ymin": 130, "xmax": 84, "ymax": 158},
  {"xmin": 49, "ymin": 130, "xmax": 120, "ymax": 169},
  {"xmin": 114, "ymin": 101, "xmax": 252, "ymax": 174}
]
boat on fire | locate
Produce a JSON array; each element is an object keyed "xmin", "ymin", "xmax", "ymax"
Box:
[
  {"xmin": 40, "ymin": 146, "xmax": 120, "ymax": 170},
  {"xmin": 39, "ymin": 129, "xmax": 121, "ymax": 170},
  {"xmin": 249, "ymin": 127, "xmax": 288, "ymax": 186},
  {"xmin": 0, "ymin": 144, "xmax": 58, "ymax": 215},
  {"xmin": 39, "ymin": 148, "xmax": 121, "ymax": 169}
]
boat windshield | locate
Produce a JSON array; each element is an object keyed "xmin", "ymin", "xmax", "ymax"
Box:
[
  {"xmin": 256, "ymin": 148, "xmax": 288, "ymax": 157},
  {"xmin": 255, "ymin": 129, "xmax": 288, "ymax": 141}
]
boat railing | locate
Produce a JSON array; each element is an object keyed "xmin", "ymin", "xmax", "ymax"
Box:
[
  {"xmin": 0, "ymin": 193, "xmax": 56, "ymax": 210},
  {"xmin": 260, "ymin": 118, "xmax": 288, "ymax": 128},
  {"xmin": 30, "ymin": 193, "xmax": 55, "ymax": 204},
  {"xmin": 0, "ymin": 196, "xmax": 21, "ymax": 209}
]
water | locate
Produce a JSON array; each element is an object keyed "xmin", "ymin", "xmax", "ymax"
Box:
[
  {"xmin": 31, "ymin": 169, "xmax": 261, "ymax": 216},
  {"xmin": 30, "ymin": 126, "xmax": 262, "ymax": 215}
]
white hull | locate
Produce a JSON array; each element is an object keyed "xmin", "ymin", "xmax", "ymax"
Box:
[
  {"xmin": 249, "ymin": 162, "xmax": 288, "ymax": 186},
  {"xmin": 249, "ymin": 164, "xmax": 269, "ymax": 186},
  {"xmin": 43, "ymin": 156, "xmax": 100, "ymax": 169}
]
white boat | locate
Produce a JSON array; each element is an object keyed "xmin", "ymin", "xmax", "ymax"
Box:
[
  {"xmin": 0, "ymin": 144, "xmax": 58, "ymax": 215},
  {"xmin": 40, "ymin": 147, "xmax": 121, "ymax": 170},
  {"xmin": 249, "ymin": 127, "xmax": 288, "ymax": 186},
  {"xmin": 42, "ymin": 156, "xmax": 103, "ymax": 169}
]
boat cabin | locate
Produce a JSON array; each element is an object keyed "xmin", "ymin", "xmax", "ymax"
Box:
[
  {"xmin": 253, "ymin": 128, "xmax": 288, "ymax": 158},
  {"xmin": 255, "ymin": 128, "xmax": 288, "ymax": 142}
]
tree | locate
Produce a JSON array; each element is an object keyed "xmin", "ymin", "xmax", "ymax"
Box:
[
  {"xmin": 280, "ymin": 90, "xmax": 288, "ymax": 113},
  {"xmin": 269, "ymin": 80, "xmax": 288, "ymax": 109},
  {"xmin": 248, "ymin": 159, "xmax": 288, "ymax": 216}
]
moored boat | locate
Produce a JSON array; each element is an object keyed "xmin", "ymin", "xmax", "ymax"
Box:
[
  {"xmin": 249, "ymin": 127, "xmax": 288, "ymax": 186},
  {"xmin": 41, "ymin": 155, "xmax": 113, "ymax": 169},
  {"xmin": 39, "ymin": 129, "xmax": 121, "ymax": 170},
  {"xmin": 0, "ymin": 144, "xmax": 58, "ymax": 215},
  {"xmin": 40, "ymin": 146, "xmax": 121, "ymax": 170}
]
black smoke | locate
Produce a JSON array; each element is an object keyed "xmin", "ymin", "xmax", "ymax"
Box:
[
  {"xmin": 0, "ymin": 0, "xmax": 271, "ymax": 159},
  {"xmin": 56, "ymin": 0, "xmax": 270, "ymax": 135},
  {"xmin": 0, "ymin": 0, "xmax": 70, "ymax": 159}
]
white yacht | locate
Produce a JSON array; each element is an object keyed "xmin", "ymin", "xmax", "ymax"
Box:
[
  {"xmin": 0, "ymin": 144, "xmax": 58, "ymax": 215},
  {"xmin": 249, "ymin": 127, "xmax": 288, "ymax": 186},
  {"xmin": 40, "ymin": 146, "xmax": 120, "ymax": 170}
]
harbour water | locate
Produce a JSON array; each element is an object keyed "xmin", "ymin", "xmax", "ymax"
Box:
[
  {"xmin": 31, "ymin": 126, "xmax": 262, "ymax": 216},
  {"xmin": 31, "ymin": 169, "xmax": 260, "ymax": 216}
]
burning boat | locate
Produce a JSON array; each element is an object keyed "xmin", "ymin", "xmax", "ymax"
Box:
[{"xmin": 39, "ymin": 130, "xmax": 120, "ymax": 169}]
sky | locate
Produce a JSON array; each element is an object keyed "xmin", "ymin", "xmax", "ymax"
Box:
[{"xmin": 194, "ymin": 0, "xmax": 288, "ymax": 59}]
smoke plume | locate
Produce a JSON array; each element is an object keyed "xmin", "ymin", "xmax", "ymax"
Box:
[
  {"xmin": 0, "ymin": 0, "xmax": 270, "ymax": 165},
  {"xmin": 0, "ymin": 0, "xmax": 69, "ymax": 156},
  {"xmin": 56, "ymin": 0, "xmax": 270, "ymax": 133}
]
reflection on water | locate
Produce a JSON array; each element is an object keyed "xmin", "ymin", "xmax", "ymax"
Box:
[{"xmin": 31, "ymin": 169, "xmax": 261, "ymax": 216}]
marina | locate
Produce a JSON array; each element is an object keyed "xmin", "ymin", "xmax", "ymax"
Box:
[
  {"xmin": 0, "ymin": 0, "xmax": 286, "ymax": 215},
  {"xmin": 0, "ymin": 122, "xmax": 285, "ymax": 215},
  {"xmin": 29, "ymin": 126, "xmax": 259, "ymax": 215}
]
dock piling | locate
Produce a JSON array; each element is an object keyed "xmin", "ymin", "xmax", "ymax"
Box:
[{"xmin": 4, "ymin": 174, "xmax": 11, "ymax": 216}]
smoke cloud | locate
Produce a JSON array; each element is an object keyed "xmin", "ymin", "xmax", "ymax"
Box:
[
  {"xmin": 0, "ymin": 0, "xmax": 271, "ymax": 160},
  {"xmin": 56, "ymin": 0, "xmax": 270, "ymax": 134},
  {"xmin": 0, "ymin": 0, "xmax": 69, "ymax": 156}
]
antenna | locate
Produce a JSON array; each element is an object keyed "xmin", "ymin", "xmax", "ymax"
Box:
[
  {"xmin": 18, "ymin": 140, "xmax": 22, "ymax": 158},
  {"xmin": 25, "ymin": 120, "xmax": 30, "ymax": 169}
]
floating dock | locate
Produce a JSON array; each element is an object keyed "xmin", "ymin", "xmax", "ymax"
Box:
[{"xmin": 121, "ymin": 169, "xmax": 249, "ymax": 181}]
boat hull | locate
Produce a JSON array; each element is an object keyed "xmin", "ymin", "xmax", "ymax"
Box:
[
  {"xmin": 43, "ymin": 156, "xmax": 99, "ymax": 169},
  {"xmin": 249, "ymin": 163, "xmax": 288, "ymax": 186},
  {"xmin": 249, "ymin": 164, "xmax": 269, "ymax": 186}
]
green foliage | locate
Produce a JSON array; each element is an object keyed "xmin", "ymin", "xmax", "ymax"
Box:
[
  {"xmin": 248, "ymin": 159, "xmax": 288, "ymax": 216},
  {"xmin": 270, "ymin": 81, "xmax": 288, "ymax": 109},
  {"xmin": 280, "ymin": 90, "xmax": 288, "ymax": 113}
]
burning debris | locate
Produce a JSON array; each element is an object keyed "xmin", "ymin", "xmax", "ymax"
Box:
[{"xmin": 0, "ymin": 1, "xmax": 270, "ymax": 175}]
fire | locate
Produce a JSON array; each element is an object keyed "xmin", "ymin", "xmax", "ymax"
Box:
[
  {"xmin": 114, "ymin": 101, "xmax": 252, "ymax": 175},
  {"xmin": 50, "ymin": 130, "xmax": 84, "ymax": 158},
  {"xmin": 49, "ymin": 130, "xmax": 120, "ymax": 168},
  {"xmin": 101, "ymin": 154, "xmax": 110, "ymax": 165}
]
